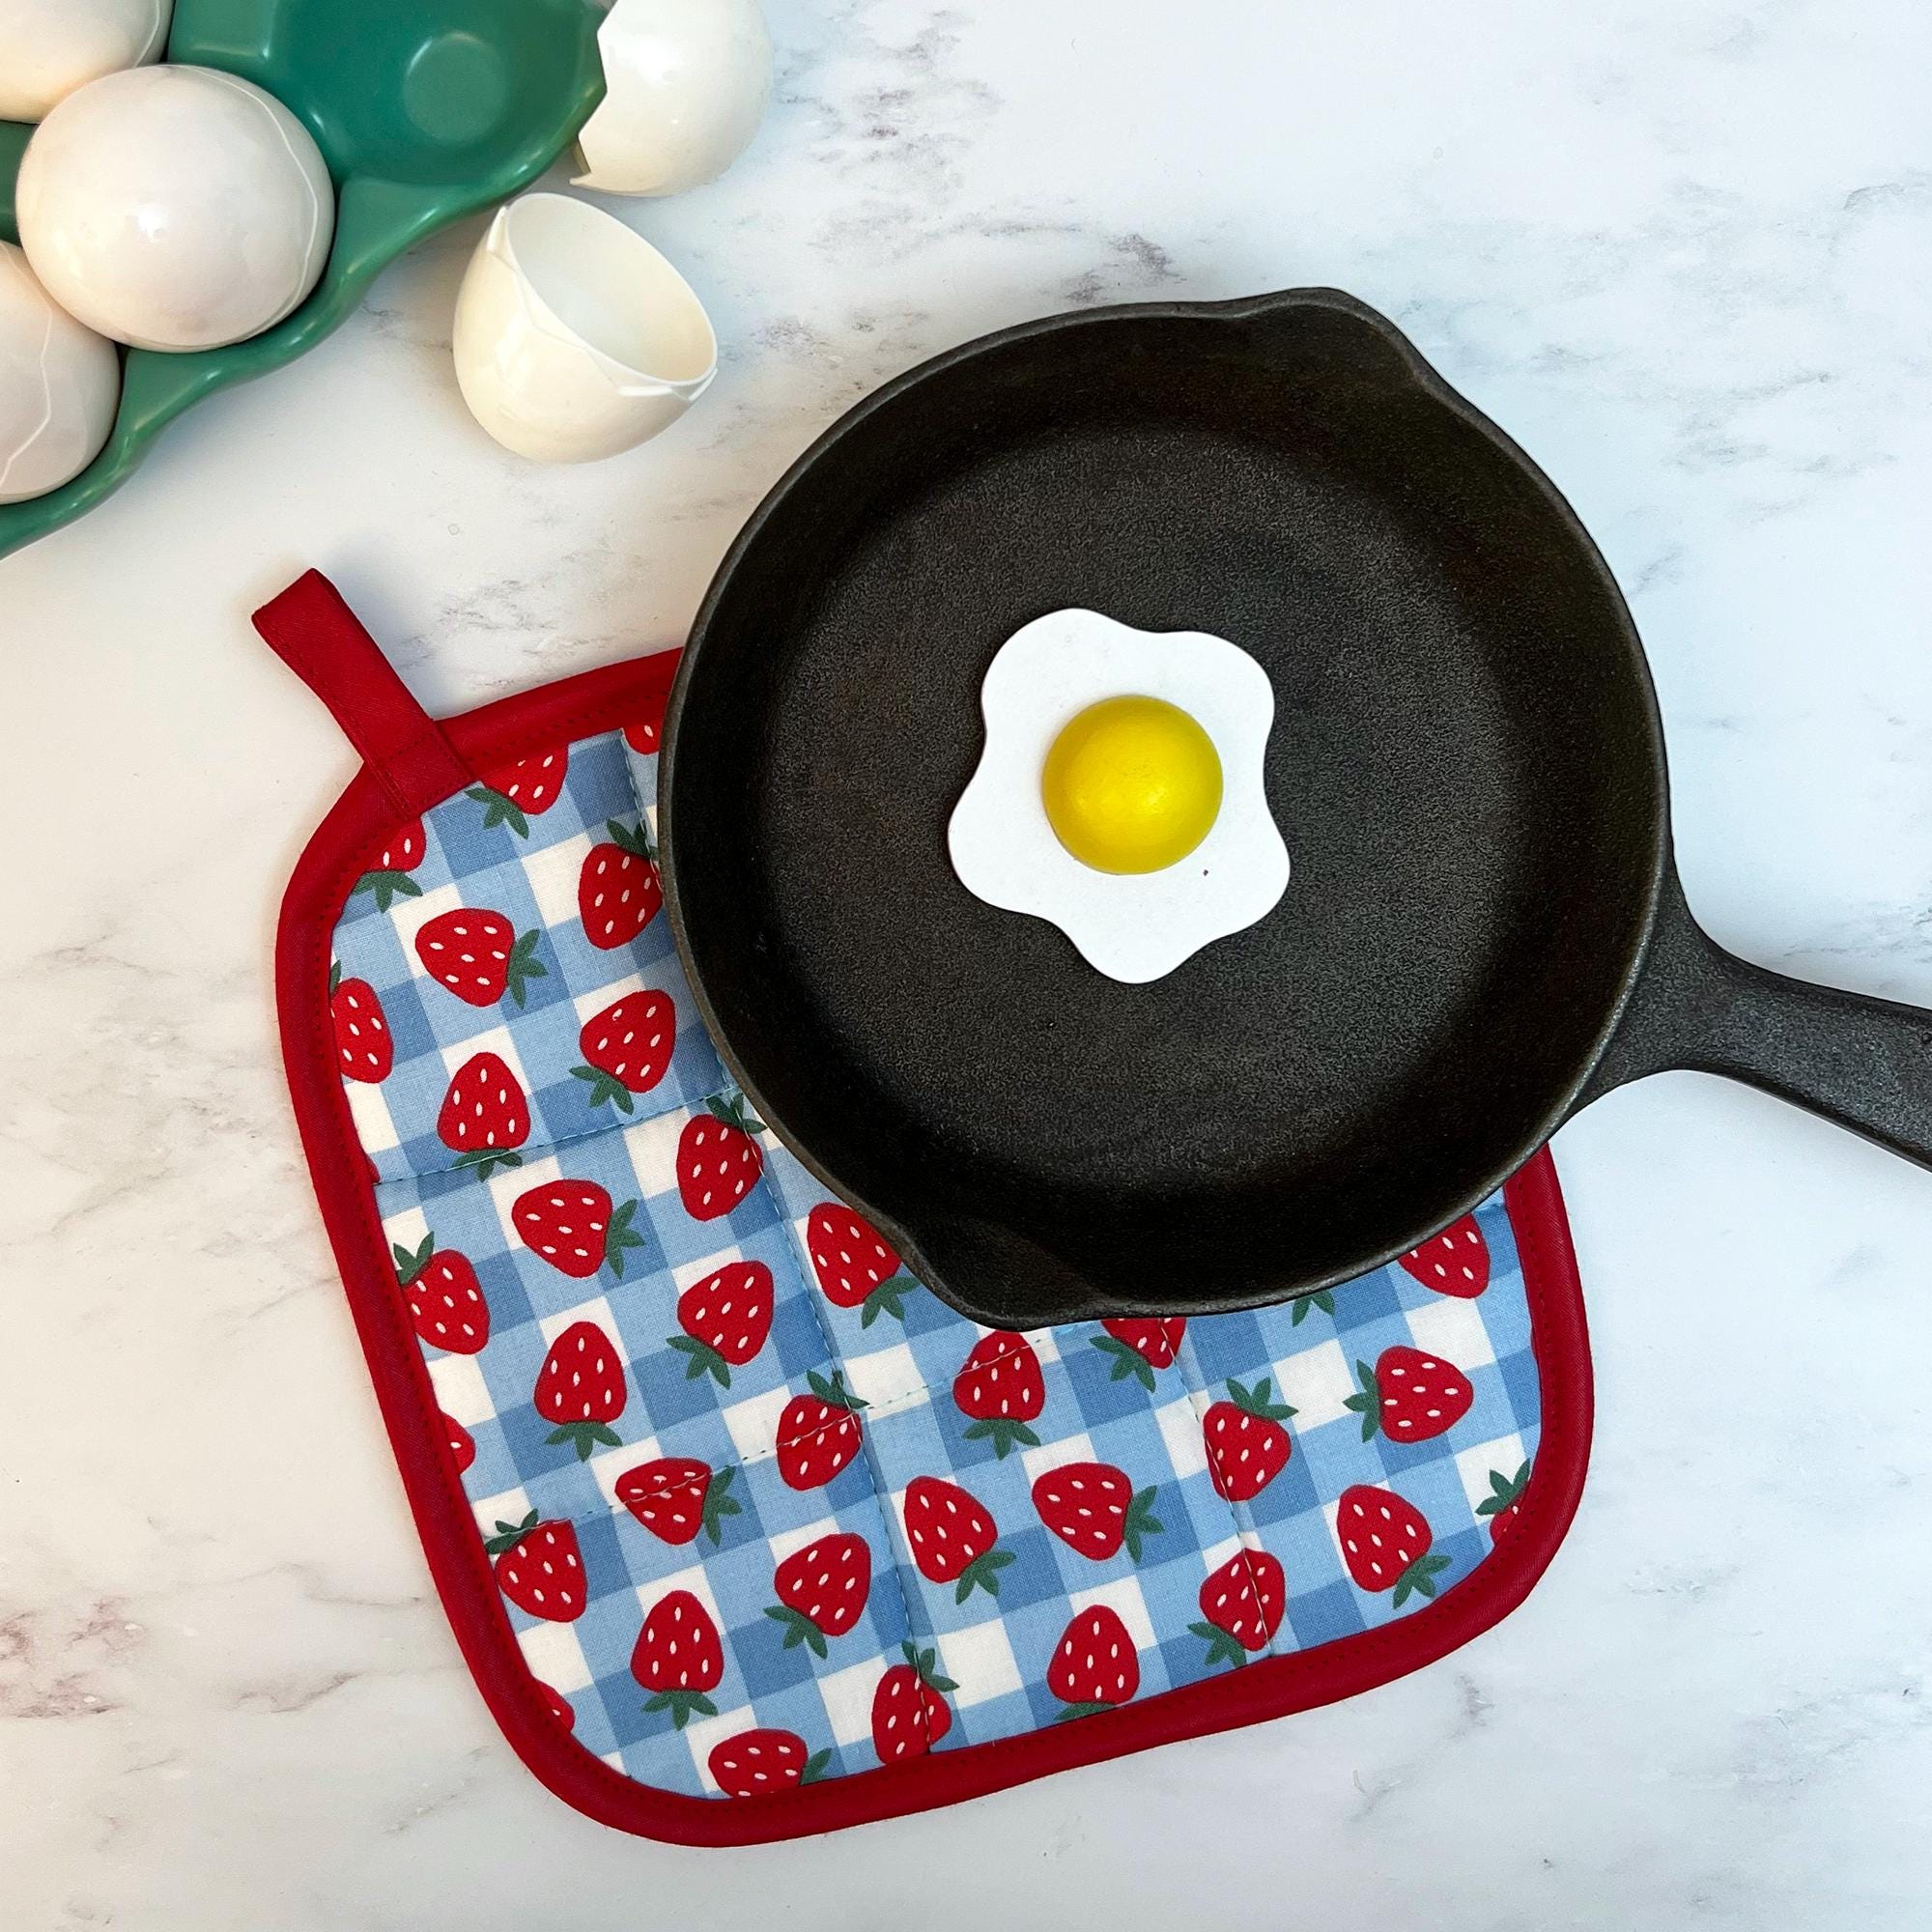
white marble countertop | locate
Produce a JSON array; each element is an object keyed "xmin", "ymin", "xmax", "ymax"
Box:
[{"xmin": 6, "ymin": 2, "xmax": 1932, "ymax": 1924}]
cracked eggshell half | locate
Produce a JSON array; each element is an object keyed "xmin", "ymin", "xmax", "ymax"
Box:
[
  {"xmin": 0, "ymin": 240, "xmax": 119, "ymax": 503},
  {"xmin": 575, "ymin": 0, "xmax": 773, "ymax": 197},
  {"xmin": 949, "ymin": 610, "xmax": 1293, "ymax": 983},
  {"xmin": 453, "ymin": 192, "xmax": 717, "ymax": 464}
]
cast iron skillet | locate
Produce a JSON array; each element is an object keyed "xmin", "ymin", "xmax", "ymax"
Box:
[{"xmin": 662, "ymin": 287, "xmax": 1932, "ymax": 1331}]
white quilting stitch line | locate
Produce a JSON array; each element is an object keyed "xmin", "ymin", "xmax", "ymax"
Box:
[
  {"xmin": 1173, "ymin": 1334, "xmax": 1287, "ymax": 1668},
  {"xmin": 616, "ymin": 725, "xmax": 939, "ymax": 1760},
  {"xmin": 758, "ymin": 1160, "xmax": 938, "ymax": 1756},
  {"xmin": 384, "ymin": 1080, "xmax": 695, "ymax": 1187}
]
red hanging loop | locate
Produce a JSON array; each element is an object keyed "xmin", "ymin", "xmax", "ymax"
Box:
[{"xmin": 253, "ymin": 570, "xmax": 474, "ymax": 818}]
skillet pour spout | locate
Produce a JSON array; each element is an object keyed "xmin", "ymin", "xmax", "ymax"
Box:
[{"xmin": 663, "ymin": 285, "xmax": 1932, "ymax": 1331}]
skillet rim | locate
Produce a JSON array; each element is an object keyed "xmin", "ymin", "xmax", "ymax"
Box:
[{"xmin": 660, "ymin": 285, "xmax": 1672, "ymax": 1321}]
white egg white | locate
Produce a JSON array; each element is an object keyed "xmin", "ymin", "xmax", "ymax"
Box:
[{"xmin": 948, "ymin": 609, "xmax": 1291, "ymax": 982}]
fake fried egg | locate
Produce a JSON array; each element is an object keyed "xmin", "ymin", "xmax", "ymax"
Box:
[{"xmin": 948, "ymin": 610, "xmax": 1290, "ymax": 982}]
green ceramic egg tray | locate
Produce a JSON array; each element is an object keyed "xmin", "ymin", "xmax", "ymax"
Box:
[{"xmin": 0, "ymin": 0, "xmax": 606, "ymax": 561}]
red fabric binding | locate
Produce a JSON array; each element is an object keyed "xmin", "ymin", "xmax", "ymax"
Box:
[
  {"xmin": 275, "ymin": 639, "xmax": 1596, "ymax": 1847},
  {"xmin": 253, "ymin": 570, "xmax": 474, "ymax": 817}
]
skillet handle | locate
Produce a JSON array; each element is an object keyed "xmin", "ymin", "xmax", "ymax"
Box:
[{"xmin": 1578, "ymin": 871, "xmax": 1932, "ymax": 1167}]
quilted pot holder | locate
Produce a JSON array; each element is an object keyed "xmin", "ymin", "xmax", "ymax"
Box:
[{"xmin": 261, "ymin": 570, "xmax": 1594, "ymax": 1845}]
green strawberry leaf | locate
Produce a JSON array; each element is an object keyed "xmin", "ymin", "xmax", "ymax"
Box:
[
  {"xmin": 1189, "ymin": 1619, "xmax": 1245, "ymax": 1671},
  {"xmin": 328, "ymin": 960, "xmax": 342, "ymax": 995},
  {"xmin": 606, "ymin": 817, "xmax": 654, "ymax": 860},
  {"xmin": 1122, "ymin": 1488, "xmax": 1164, "ymax": 1562},
  {"xmin": 702, "ymin": 1467, "xmax": 740, "ymax": 1544},
  {"xmin": 354, "ymin": 869, "xmax": 422, "ymax": 913},
  {"xmin": 482, "ymin": 1509, "xmax": 540, "ymax": 1554},
  {"xmin": 466, "ymin": 785, "xmax": 530, "ymax": 838},
  {"xmin": 1054, "ymin": 1701, "xmax": 1113, "ymax": 1723},
  {"xmin": 903, "ymin": 1642, "xmax": 960, "ymax": 1693},
  {"xmin": 1344, "ymin": 1361, "xmax": 1380, "ymax": 1440},
  {"xmin": 961, "ymin": 1417, "xmax": 1039, "ymax": 1458},
  {"xmin": 1391, "ymin": 1549, "xmax": 1451, "ymax": 1607},
  {"xmin": 807, "ymin": 1369, "xmax": 867, "ymax": 1413},
  {"xmin": 605, "ymin": 1199, "xmax": 647, "ymax": 1279},
  {"xmin": 764, "ymin": 1605, "xmax": 827, "ymax": 1657},
  {"xmin": 571, "ymin": 1064, "xmax": 638, "ymax": 1114},
  {"xmin": 1475, "ymin": 1460, "xmax": 1533, "ymax": 1518},
  {"xmin": 801, "ymin": 1749, "xmax": 831, "ymax": 1784},
  {"xmin": 546, "ymin": 1422, "xmax": 620, "ymax": 1462},
  {"xmin": 452, "ymin": 1147, "xmax": 524, "ymax": 1182},
  {"xmin": 390, "ymin": 1236, "xmax": 433, "ymax": 1288},
  {"xmin": 860, "ymin": 1276, "xmax": 908, "ymax": 1327},
  {"xmin": 645, "ymin": 1688, "xmax": 718, "ymax": 1730},
  {"xmin": 1090, "ymin": 1335, "xmax": 1156, "ymax": 1390},
  {"xmin": 955, "ymin": 1546, "xmax": 1014, "ymax": 1604},
  {"xmin": 1229, "ymin": 1376, "xmax": 1295, "ymax": 1422},
  {"xmin": 667, "ymin": 1334, "xmax": 729, "ymax": 1386}
]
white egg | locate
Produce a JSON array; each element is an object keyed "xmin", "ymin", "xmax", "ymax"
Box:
[
  {"xmin": 15, "ymin": 65, "xmax": 334, "ymax": 353},
  {"xmin": 0, "ymin": 0, "xmax": 171, "ymax": 124},
  {"xmin": 949, "ymin": 610, "xmax": 1292, "ymax": 983},
  {"xmin": 575, "ymin": 0, "xmax": 773, "ymax": 197},
  {"xmin": 0, "ymin": 241, "xmax": 120, "ymax": 502}
]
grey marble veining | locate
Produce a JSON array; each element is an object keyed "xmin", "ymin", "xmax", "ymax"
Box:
[{"xmin": 4, "ymin": 2, "xmax": 1931, "ymax": 1925}]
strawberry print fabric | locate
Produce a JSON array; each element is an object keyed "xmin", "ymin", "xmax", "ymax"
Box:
[{"xmin": 327, "ymin": 721, "xmax": 1551, "ymax": 1804}]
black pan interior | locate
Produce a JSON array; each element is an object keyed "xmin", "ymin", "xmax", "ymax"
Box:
[{"xmin": 666, "ymin": 294, "xmax": 1664, "ymax": 1324}]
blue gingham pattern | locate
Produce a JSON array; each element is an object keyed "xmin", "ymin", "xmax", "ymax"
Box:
[
  {"xmin": 331, "ymin": 728, "xmax": 722, "ymax": 1184},
  {"xmin": 336, "ymin": 722, "xmax": 1547, "ymax": 1800}
]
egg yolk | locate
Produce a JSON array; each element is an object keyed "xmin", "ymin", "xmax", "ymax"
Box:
[{"xmin": 1040, "ymin": 696, "xmax": 1223, "ymax": 873}]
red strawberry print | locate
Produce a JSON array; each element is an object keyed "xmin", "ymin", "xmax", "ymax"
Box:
[
  {"xmin": 1400, "ymin": 1215, "xmax": 1491, "ymax": 1297},
  {"xmin": 1090, "ymin": 1318, "xmax": 1185, "ymax": 1389},
  {"xmin": 1290, "ymin": 1288, "xmax": 1335, "ymax": 1327},
  {"xmin": 870, "ymin": 1643, "xmax": 956, "ymax": 1763},
  {"xmin": 708, "ymin": 1728, "xmax": 829, "ymax": 1797},
  {"xmin": 623, "ymin": 715, "xmax": 661, "ymax": 755},
  {"xmin": 1202, "ymin": 1378, "xmax": 1296, "ymax": 1501},
  {"xmin": 1476, "ymin": 1461, "xmax": 1531, "ymax": 1545},
  {"xmin": 467, "ymin": 747, "xmax": 568, "ymax": 837},
  {"xmin": 952, "ymin": 1331, "xmax": 1043, "ymax": 1456},
  {"xmin": 1345, "ymin": 1347, "xmax": 1473, "ymax": 1443},
  {"xmin": 579, "ymin": 819, "xmax": 662, "ymax": 949},
  {"xmin": 485, "ymin": 1513, "xmax": 585, "ymax": 1621},
  {"xmin": 617, "ymin": 1458, "xmax": 739, "ymax": 1547},
  {"xmin": 776, "ymin": 1371, "xmax": 867, "ymax": 1490},
  {"xmin": 901, "ymin": 1476, "xmax": 1014, "ymax": 1602},
  {"xmin": 1337, "ymin": 1485, "xmax": 1451, "ymax": 1605},
  {"xmin": 1032, "ymin": 1462, "xmax": 1162, "ymax": 1563},
  {"xmin": 392, "ymin": 1235, "xmax": 490, "ymax": 1353},
  {"xmin": 676, "ymin": 1095, "xmax": 765, "ymax": 1220},
  {"xmin": 1191, "ymin": 1549, "xmax": 1287, "ymax": 1667},
  {"xmin": 533, "ymin": 1321, "xmax": 627, "ymax": 1460},
  {"xmin": 414, "ymin": 908, "xmax": 546, "ymax": 1009},
  {"xmin": 667, "ymin": 1261, "xmax": 773, "ymax": 1386},
  {"xmin": 328, "ymin": 964, "xmax": 392, "ymax": 1083},
  {"xmin": 806, "ymin": 1202, "xmax": 910, "ymax": 1325},
  {"xmin": 436, "ymin": 1051, "xmax": 530, "ymax": 1178},
  {"xmin": 352, "ymin": 819, "xmax": 424, "ymax": 911},
  {"xmin": 572, "ymin": 990, "xmax": 677, "ymax": 1114},
  {"xmin": 537, "ymin": 1682, "xmax": 576, "ymax": 1731},
  {"xmin": 1048, "ymin": 1605, "xmax": 1139, "ymax": 1719},
  {"xmin": 764, "ymin": 1532, "xmax": 872, "ymax": 1657},
  {"xmin": 631, "ymin": 1590, "xmax": 722, "ymax": 1728},
  {"xmin": 512, "ymin": 1179, "xmax": 645, "ymax": 1280},
  {"xmin": 441, "ymin": 1412, "xmax": 476, "ymax": 1474}
]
